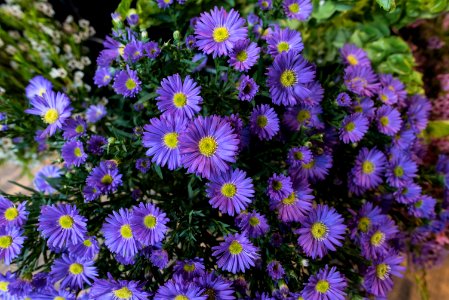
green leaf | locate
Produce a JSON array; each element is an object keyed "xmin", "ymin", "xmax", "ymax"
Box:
[
  {"xmin": 313, "ymin": 1, "xmax": 337, "ymax": 20},
  {"xmin": 153, "ymin": 165, "xmax": 163, "ymax": 179},
  {"xmin": 426, "ymin": 120, "xmax": 449, "ymax": 138},
  {"xmin": 376, "ymin": 0, "xmax": 396, "ymax": 11},
  {"xmin": 116, "ymin": 0, "xmax": 133, "ymax": 17}
]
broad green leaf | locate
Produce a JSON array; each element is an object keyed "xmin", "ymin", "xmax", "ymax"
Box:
[
  {"xmin": 426, "ymin": 120, "xmax": 449, "ymax": 138},
  {"xmin": 376, "ymin": 0, "xmax": 396, "ymax": 11}
]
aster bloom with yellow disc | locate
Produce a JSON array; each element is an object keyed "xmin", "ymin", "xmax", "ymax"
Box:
[
  {"xmin": 0, "ymin": 196, "xmax": 28, "ymax": 228},
  {"xmin": 69, "ymin": 236, "xmax": 100, "ymax": 260},
  {"xmin": 143, "ymin": 113, "xmax": 188, "ymax": 170},
  {"xmin": 348, "ymin": 202, "xmax": 386, "ymax": 240},
  {"xmin": 267, "ymin": 51, "xmax": 315, "ymax": 106},
  {"xmin": 212, "ymin": 233, "xmax": 260, "ymax": 273},
  {"xmin": 376, "ymin": 105, "xmax": 402, "ymax": 136},
  {"xmin": 113, "ymin": 67, "xmax": 142, "ymax": 97},
  {"xmin": 0, "ymin": 226, "xmax": 25, "ymax": 265},
  {"xmin": 130, "ymin": 203, "xmax": 169, "ymax": 246},
  {"xmin": 86, "ymin": 161, "xmax": 123, "ymax": 194},
  {"xmin": 38, "ymin": 204, "xmax": 87, "ymax": 249},
  {"xmin": 267, "ymin": 27, "xmax": 303, "ymax": 58},
  {"xmin": 25, "ymin": 75, "xmax": 53, "ymax": 100},
  {"xmin": 296, "ymin": 204, "xmax": 346, "ymax": 259},
  {"xmin": 270, "ymin": 180, "xmax": 313, "ymax": 223},
  {"xmin": 173, "ymin": 258, "xmax": 205, "ymax": 280},
  {"xmin": 90, "ymin": 273, "xmax": 150, "ymax": 300},
  {"xmin": 282, "ymin": 0, "xmax": 313, "ymax": 21},
  {"xmin": 267, "ymin": 173, "xmax": 293, "ymax": 202},
  {"xmin": 302, "ymin": 265, "xmax": 347, "ymax": 300},
  {"xmin": 363, "ymin": 253, "xmax": 405, "ymax": 297},
  {"xmin": 237, "ymin": 210, "xmax": 269, "ymax": 238},
  {"xmin": 339, "ymin": 112, "xmax": 369, "ymax": 144},
  {"xmin": 351, "ymin": 147, "xmax": 387, "ymax": 190},
  {"xmin": 385, "ymin": 150, "xmax": 418, "ymax": 188},
  {"xmin": 237, "ymin": 75, "xmax": 259, "ymax": 101},
  {"xmin": 408, "ymin": 195, "xmax": 437, "ymax": 219},
  {"xmin": 379, "ymin": 74, "xmax": 407, "ymax": 103},
  {"xmin": 102, "ymin": 208, "xmax": 140, "ymax": 258},
  {"xmin": 361, "ymin": 216, "xmax": 398, "ymax": 259},
  {"xmin": 155, "ymin": 275, "xmax": 207, "ymax": 300},
  {"xmin": 156, "ymin": 74, "xmax": 202, "ymax": 119},
  {"xmin": 194, "ymin": 6, "xmax": 247, "ymax": 58},
  {"xmin": 195, "ymin": 272, "xmax": 236, "ymax": 300},
  {"xmin": 33, "ymin": 165, "xmax": 62, "ymax": 194},
  {"xmin": 61, "ymin": 140, "xmax": 87, "ymax": 167},
  {"xmin": 283, "ymin": 104, "xmax": 324, "ymax": 131},
  {"xmin": 340, "ymin": 44, "xmax": 371, "ymax": 67},
  {"xmin": 250, "ymin": 104, "xmax": 280, "ymax": 141},
  {"xmin": 179, "ymin": 115, "xmax": 240, "ymax": 179},
  {"xmin": 344, "ymin": 66, "xmax": 380, "ymax": 97},
  {"xmin": 0, "ymin": 271, "xmax": 16, "ymax": 298},
  {"xmin": 25, "ymin": 90, "xmax": 73, "ymax": 137},
  {"xmin": 206, "ymin": 168, "xmax": 254, "ymax": 216},
  {"xmin": 228, "ymin": 39, "xmax": 260, "ymax": 71},
  {"xmin": 49, "ymin": 254, "xmax": 97, "ymax": 289},
  {"xmin": 62, "ymin": 116, "xmax": 87, "ymax": 140},
  {"xmin": 287, "ymin": 146, "xmax": 313, "ymax": 168}
]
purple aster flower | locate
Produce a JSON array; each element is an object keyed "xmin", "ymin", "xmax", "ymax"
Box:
[
  {"xmin": 86, "ymin": 161, "xmax": 123, "ymax": 194},
  {"xmin": 156, "ymin": 74, "xmax": 202, "ymax": 119},
  {"xmin": 135, "ymin": 158, "xmax": 151, "ymax": 173},
  {"xmin": 206, "ymin": 168, "xmax": 254, "ymax": 216},
  {"xmin": 123, "ymin": 40, "xmax": 145, "ymax": 62},
  {"xmin": 267, "ymin": 261, "xmax": 285, "ymax": 280},
  {"xmin": 290, "ymin": 153, "xmax": 332, "ymax": 182},
  {"xmin": 93, "ymin": 67, "xmax": 113, "ymax": 88},
  {"xmin": 113, "ymin": 68, "xmax": 141, "ymax": 97},
  {"xmin": 194, "ymin": 7, "xmax": 247, "ymax": 58},
  {"xmin": 179, "ymin": 115, "xmax": 239, "ymax": 179},
  {"xmin": 351, "ymin": 147, "xmax": 386, "ymax": 190},
  {"xmin": 8, "ymin": 278, "xmax": 33, "ymax": 298},
  {"xmin": 406, "ymin": 95, "xmax": 431, "ymax": 133},
  {"xmin": 378, "ymin": 86, "xmax": 398, "ymax": 105},
  {"xmin": 236, "ymin": 210, "xmax": 269, "ymax": 238},
  {"xmin": 0, "ymin": 271, "xmax": 16, "ymax": 299},
  {"xmin": 246, "ymin": 13, "xmax": 260, "ymax": 26},
  {"xmin": 353, "ymin": 97, "xmax": 376, "ymax": 120},
  {"xmin": 376, "ymin": 105, "xmax": 402, "ymax": 136},
  {"xmin": 385, "ymin": 151, "xmax": 417, "ymax": 188},
  {"xmin": 174, "ymin": 258, "xmax": 205, "ymax": 280},
  {"xmin": 283, "ymin": 104, "xmax": 324, "ymax": 130},
  {"xmin": 344, "ymin": 66, "xmax": 380, "ymax": 97},
  {"xmin": 38, "ymin": 204, "xmax": 87, "ymax": 248},
  {"xmin": 195, "ymin": 272, "xmax": 235, "ymax": 300},
  {"xmin": 267, "ymin": 27, "xmax": 303, "ymax": 57},
  {"xmin": 102, "ymin": 208, "xmax": 140, "ymax": 258},
  {"xmin": 237, "ymin": 75, "xmax": 259, "ymax": 101},
  {"xmin": 296, "ymin": 204, "xmax": 346, "ymax": 259},
  {"xmin": 87, "ymin": 135, "xmax": 107, "ymax": 155},
  {"xmin": 409, "ymin": 195, "xmax": 436, "ymax": 219},
  {"xmin": 339, "ymin": 113, "xmax": 369, "ymax": 144},
  {"xmin": 361, "ymin": 216, "xmax": 398, "ymax": 259},
  {"xmin": 212, "ymin": 233, "xmax": 260, "ymax": 273},
  {"xmin": 25, "ymin": 91, "xmax": 72, "ymax": 137},
  {"xmin": 86, "ymin": 104, "xmax": 107, "ymax": 123},
  {"xmin": 258, "ymin": 0, "xmax": 272, "ymax": 10},
  {"xmin": 90, "ymin": 274, "xmax": 150, "ymax": 299},
  {"xmin": 392, "ymin": 128, "xmax": 416, "ymax": 151},
  {"xmin": 336, "ymin": 92, "xmax": 352, "ymax": 107},
  {"xmin": 0, "ymin": 226, "xmax": 24, "ymax": 265},
  {"xmin": 394, "ymin": 182, "xmax": 421, "ymax": 205},
  {"xmin": 283, "ymin": 0, "xmax": 312, "ymax": 20},
  {"xmin": 267, "ymin": 51, "xmax": 315, "ymax": 106},
  {"xmin": 267, "ymin": 173, "xmax": 293, "ymax": 201},
  {"xmin": 33, "ymin": 289, "xmax": 76, "ymax": 300},
  {"xmin": 349, "ymin": 202, "xmax": 385, "ymax": 239},
  {"xmin": 144, "ymin": 41, "xmax": 161, "ymax": 59},
  {"xmin": 186, "ymin": 35, "xmax": 197, "ymax": 50},
  {"xmin": 25, "ymin": 75, "xmax": 53, "ymax": 100},
  {"xmin": 50, "ymin": 254, "xmax": 97, "ymax": 289},
  {"xmin": 303, "ymin": 265, "xmax": 347, "ymax": 300},
  {"xmin": 115, "ymin": 253, "xmax": 136, "ymax": 265},
  {"xmin": 157, "ymin": 0, "xmax": 173, "ymax": 9},
  {"xmin": 380, "ymin": 74, "xmax": 407, "ymax": 104},
  {"xmin": 126, "ymin": 13, "xmax": 139, "ymax": 26},
  {"xmin": 300, "ymin": 81, "xmax": 324, "ymax": 106},
  {"xmin": 33, "ymin": 165, "xmax": 61, "ymax": 194},
  {"xmin": 130, "ymin": 203, "xmax": 169, "ymax": 246},
  {"xmin": 0, "ymin": 197, "xmax": 28, "ymax": 228},
  {"xmin": 143, "ymin": 113, "xmax": 188, "ymax": 170},
  {"xmin": 270, "ymin": 181, "xmax": 313, "ymax": 222},
  {"xmin": 340, "ymin": 44, "xmax": 371, "ymax": 67},
  {"xmin": 155, "ymin": 275, "xmax": 207, "ymax": 300},
  {"xmin": 62, "ymin": 116, "xmax": 86, "ymax": 140},
  {"xmin": 228, "ymin": 39, "xmax": 260, "ymax": 71},
  {"xmin": 287, "ymin": 146, "xmax": 313, "ymax": 167},
  {"xmin": 150, "ymin": 249, "xmax": 169, "ymax": 269},
  {"xmin": 364, "ymin": 253, "xmax": 405, "ymax": 297},
  {"xmin": 69, "ymin": 236, "xmax": 99, "ymax": 260},
  {"xmin": 192, "ymin": 53, "xmax": 208, "ymax": 72},
  {"xmin": 250, "ymin": 104, "xmax": 280, "ymax": 140},
  {"xmin": 61, "ymin": 140, "xmax": 87, "ymax": 167}
]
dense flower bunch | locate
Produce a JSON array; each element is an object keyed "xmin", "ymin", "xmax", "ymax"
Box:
[{"xmin": 0, "ymin": 0, "xmax": 448, "ymax": 299}]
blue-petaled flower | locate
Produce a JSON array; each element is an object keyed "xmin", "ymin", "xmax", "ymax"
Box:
[
  {"xmin": 409, "ymin": 195, "xmax": 437, "ymax": 219},
  {"xmin": 258, "ymin": 0, "xmax": 272, "ymax": 10},
  {"xmin": 61, "ymin": 140, "xmax": 87, "ymax": 167},
  {"xmin": 296, "ymin": 204, "xmax": 346, "ymax": 259},
  {"xmin": 93, "ymin": 67, "xmax": 113, "ymax": 87},
  {"xmin": 87, "ymin": 135, "xmax": 108, "ymax": 156},
  {"xmin": 174, "ymin": 258, "xmax": 206, "ymax": 280},
  {"xmin": 0, "ymin": 271, "xmax": 17, "ymax": 299},
  {"xmin": 380, "ymin": 74, "xmax": 407, "ymax": 104},
  {"xmin": 270, "ymin": 181, "xmax": 313, "ymax": 222},
  {"xmin": 300, "ymin": 81, "xmax": 324, "ymax": 106},
  {"xmin": 86, "ymin": 104, "xmax": 107, "ymax": 123},
  {"xmin": 236, "ymin": 210, "xmax": 269, "ymax": 238},
  {"xmin": 228, "ymin": 39, "xmax": 260, "ymax": 71},
  {"xmin": 336, "ymin": 92, "xmax": 352, "ymax": 107},
  {"xmin": 267, "ymin": 51, "xmax": 315, "ymax": 106},
  {"xmin": 50, "ymin": 254, "xmax": 97, "ymax": 289},
  {"xmin": 376, "ymin": 105, "xmax": 402, "ymax": 136},
  {"xmin": 351, "ymin": 148, "xmax": 386, "ymax": 190},
  {"xmin": 361, "ymin": 216, "xmax": 398, "ymax": 259},
  {"xmin": 25, "ymin": 91, "xmax": 73, "ymax": 137},
  {"xmin": 135, "ymin": 157, "xmax": 151, "ymax": 174},
  {"xmin": 25, "ymin": 75, "xmax": 53, "ymax": 100},
  {"xmin": 90, "ymin": 273, "xmax": 150, "ymax": 300},
  {"xmin": 33, "ymin": 165, "xmax": 61, "ymax": 194},
  {"xmin": 283, "ymin": 0, "xmax": 313, "ymax": 21},
  {"xmin": 287, "ymin": 146, "xmax": 313, "ymax": 167},
  {"xmin": 238, "ymin": 75, "xmax": 259, "ymax": 101},
  {"xmin": 267, "ymin": 173, "xmax": 293, "ymax": 201},
  {"xmin": 349, "ymin": 202, "xmax": 385, "ymax": 240},
  {"xmin": 339, "ymin": 113, "xmax": 369, "ymax": 144},
  {"xmin": 406, "ymin": 95, "xmax": 431, "ymax": 133},
  {"xmin": 102, "ymin": 208, "xmax": 140, "ymax": 258},
  {"xmin": 179, "ymin": 115, "xmax": 240, "ymax": 179},
  {"xmin": 353, "ymin": 97, "xmax": 376, "ymax": 120},
  {"xmin": 267, "ymin": 261, "xmax": 285, "ymax": 280},
  {"xmin": 144, "ymin": 41, "xmax": 161, "ymax": 58},
  {"xmin": 283, "ymin": 104, "xmax": 324, "ymax": 130},
  {"xmin": 155, "ymin": 275, "xmax": 207, "ymax": 300},
  {"xmin": 250, "ymin": 104, "xmax": 280, "ymax": 140},
  {"xmin": 69, "ymin": 236, "xmax": 100, "ymax": 260},
  {"xmin": 156, "ymin": 0, "xmax": 173, "ymax": 9},
  {"xmin": 195, "ymin": 272, "xmax": 235, "ymax": 300},
  {"xmin": 206, "ymin": 168, "xmax": 254, "ymax": 216},
  {"xmin": 130, "ymin": 203, "xmax": 169, "ymax": 246},
  {"xmin": 150, "ymin": 248, "xmax": 169, "ymax": 269},
  {"xmin": 0, "ymin": 226, "xmax": 24, "ymax": 265},
  {"xmin": 385, "ymin": 151, "xmax": 418, "ymax": 188},
  {"xmin": 302, "ymin": 265, "xmax": 347, "ymax": 300},
  {"xmin": 0, "ymin": 196, "xmax": 28, "ymax": 228},
  {"xmin": 340, "ymin": 44, "xmax": 371, "ymax": 67},
  {"xmin": 185, "ymin": 35, "xmax": 197, "ymax": 49},
  {"xmin": 289, "ymin": 153, "xmax": 332, "ymax": 182},
  {"xmin": 364, "ymin": 253, "xmax": 405, "ymax": 297},
  {"xmin": 113, "ymin": 68, "xmax": 142, "ymax": 97},
  {"xmin": 62, "ymin": 116, "xmax": 87, "ymax": 140},
  {"xmin": 394, "ymin": 182, "xmax": 422, "ymax": 204},
  {"xmin": 123, "ymin": 40, "xmax": 145, "ymax": 62},
  {"xmin": 33, "ymin": 289, "xmax": 76, "ymax": 300},
  {"xmin": 195, "ymin": 7, "xmax": 247, "ymax": 58},
  {"xmin": 344, "ymin": 66, "xmax": 380, "ymax": 97},
  {"xmin": 38, "ymin": 204, "xmax": 87, "ymax": 248},
  {"xmin": 143, "ymin": 113, "xmax": 188, "ymax": 170},
  {"xmin": 212, "ymin": 233, "xmax": 260, "ymax": 273},
  {"xmin": 86, "ymin": 161, "xmax": 123, "ymax": 194},
  {"xmin": 156, "ymin": 74, "xmax": 202, "ymax": 119},
  {"xmin": 377, "ymin": 86, "xmax": 398, "ymax": 105},
  {"xmin": 267, "ymin": 27, "xmax": 303, "ymax": 57}
]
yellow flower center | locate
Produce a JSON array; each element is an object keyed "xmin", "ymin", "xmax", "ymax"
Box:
[
  {"xmin": 69, "ymin": 263, "xmax": 83, "ymax": 275},
  {"xmin": 415, "ymin": 199, "xmax": 423, "ymax": 208},
  {"xmin": 144, "ymin": 214, "xmax": 157, "ymax": 229},
  {"xmin": 0, "ymin": 281, "xmax": 8, "ymax": 292},
  {"xmin": 133, "ymin": 51, "xmax": 141, "ymax": 57},
  {"xmin": 120, "ymin": 224, "xmax": 133, "ymax": 239},
  {"xmin": 236, "ymin": 51, "xmax": 248, "ymax": 62},
  {"xmin": 228, "ymin": 240, "xmax": 243, "ymax": 255},
  {"xmin": 345, "ymin": 122, "xmax": 355, "ymax": 132},
  {"xmin": 257, "ymin": 115, "xmax": 268, "ymax": 128},
  {"xmin": 249, "ymin": 216, "xmax": 260, "ymax": 226},
  {"xmin": 394, "ymin": 166, "xmax": 404, "ymax": 177},
  {"xmin": 38, "ymin": 88, "xmax": 47, "ymax": 96},
  {"xmin": 370, "ymin": 230, "xmax": 385, "ymax": 246},
  {"xmin": 358, "ymin": 217, "xmax": 371, "ymax": 232},
  {"xmin": 74, "ymin": 147, "xmax": 82, "ymax": 158},
  {"xmin": 212, "ymin": 27, "xmax": 230, "ymax": 43},
  {"xmin": 198, "ymin": 136, "xmax": 218, "ymax": 157},
  {"xmin": 311, "ymin": 222, "xmax": 328, "ymax": 240},
  {"xmin": 83, "ymin": 239, "xmax": 92, "ymax": 247},
  {"xmin": 380, "ymin": 94, "xmax": 388, "ymax": 102},
  {"xmin": 262, "ymin": 1, "xmax": 269, "ymax": 7},
  {"xmin": 376, "ymin": 263, "xmax": 390, "ymax": 280},
  {"xmin": 101, "ymin": 174, "xmax": 113, "ymax": 184},
  {"xmin": 43, "ymin": 108, "xmax": 59, "ymax": 124},
  {"xmin": 75, "ymin": 124, "xmax": 84, "ymax": 133},
  {"xmin": 347, "ymin": 54, "xmax": 359, "ymax": 65},
  {"xmin": 163, "ymin": 132, "xmax": 179, "ymax": 149},
  {"xmin": 297, "ymin": 110, "xmax": 311, "ymax": 122},
  {"xmin": 282, "ymin": 193, "xmax": 296, "ymax": 205},
  {"xmin": 221, "ymin": 183, "xmax": 237, "ymax": 198},
  {"xmin": 354, "ymin": 105, "xmax": 363, "ymax": 113},
  {"xmin": 277, "ymin": 41, "xmax": 290, "ymax": 53},
  {"xmin": 315, "ymin": 280, "xmax": 330, "ymax": 293},
  {"xmin": 380, "ymin": 116, "xmax": 389, "ymax": 127},
  {"xmin": 125, "ymin": 78, "xmax": 137, "ymax": 90},
  {"xmin": 59, "ymin": 215, "xmax": 74, "ymax": 229},
  {"xmin": 272, "ymin": 180, "xmax": 282, "ymax": 191},
  {"xmin": 113, "ymin": 287, "xmax": 133, "ymax": 299},
  {"xmin": 173, "ymin": 92, "xmax": 187, "ymax": 108},
  {"xmin": 302, "ymin": 160, "xmax": 315, "ymax": 169},
  {"xmin": 183, "ymin": 263, "xmax": 195, "ymax": 272},
  {"xmin": 280, "ymin": 70, "xmax": 297, "ymax": 87},
  {"xmin": 119, "ymin": 46, "xmax": 125, "ymax": 56},
  {"xmin": 362, "ymin": 161, "xmax": 374, "ymax": 174},
  {"xmin": 4, "ymin": 207, "xmax": 18, "ymax": 221},
  {"xmin": 174, "ymin": 296, "xmax": 189, "ymax": 300},
  {"xmin": 103, "ymin": 75, "xmax": 111, "ymax": 83},
  {"xmin": 0, "ymin": 236, "xmax": 12, "ymax": 249},
  {"xmin": 294, "ymin": 151, "xmax": 303, "ymax": 160},
  {"xmin": 54, "ymin": 297, "xmax": 65, "ymax": 300}
]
